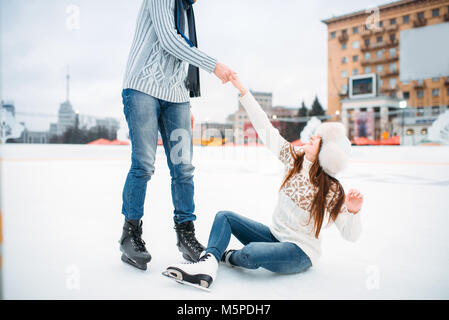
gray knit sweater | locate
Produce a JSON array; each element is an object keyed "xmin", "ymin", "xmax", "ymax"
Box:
[{"xmin": 122, "ymin": 0, "xmax": 218, "ymax": 103}]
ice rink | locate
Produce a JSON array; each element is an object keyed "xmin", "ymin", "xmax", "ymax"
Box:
[{"xmin": 1, "ymin": 144, "xmax": 449, "ymax": 299}]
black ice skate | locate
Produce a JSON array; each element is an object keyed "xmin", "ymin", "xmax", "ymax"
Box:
[
  {"xmin": 119, "ymin": 220, "xmax": 152, "ymax": 270},
  {"xmin": 174, "ymin": 220, "xmax": 205, "ymax": 262}
]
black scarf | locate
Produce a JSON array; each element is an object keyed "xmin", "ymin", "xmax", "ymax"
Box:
[{"xmin": 174, "ymin": 0, "xmax": 201, "ymax": 98}]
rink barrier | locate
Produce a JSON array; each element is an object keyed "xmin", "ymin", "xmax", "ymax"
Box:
[{"xmin": 0, "ymin": 157, "xmax": 449, "ymax": 166}]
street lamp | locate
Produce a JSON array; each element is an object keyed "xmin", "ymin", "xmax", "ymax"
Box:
[{"xmin": 399, "ymin": 100, "xmax": 407, "ymax": 146}]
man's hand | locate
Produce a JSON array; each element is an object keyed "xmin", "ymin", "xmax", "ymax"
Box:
[
  {"xmin": 214, "ymin": 62, "xmax": 234, "ymax": 84},
  {"xmin": 345, "ymin": 189, "xmax": 364, "ymax": 214}
]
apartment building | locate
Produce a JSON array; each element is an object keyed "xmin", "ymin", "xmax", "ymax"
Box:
[{"xmin": 322, "ymin": 0, "xmax": 449, "ymax": 143}]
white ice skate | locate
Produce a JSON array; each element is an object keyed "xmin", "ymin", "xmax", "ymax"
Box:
[{"xmin": 163, "ymin": 253, "xmax": 218, "ymax": 291}]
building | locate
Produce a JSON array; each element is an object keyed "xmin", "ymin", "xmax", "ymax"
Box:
[
  {"xmin": 49, "ymin": 71, "xmax": 77, "ymax": 136},
  {"xmin": 21, "ymin": 129, "xmax": 50, "ymax": 144},
  {"xmin": 1, "ymin": 101, "xmax": 15, "ymax": 116},
  {"xmin": 227, "ymin": 90, "xmax": 301, "ymax": 144},
  {"xmin": 96, "ymin": 117, "xmax": 120, "ymax": 133},
  {"xmin": 230, "ymin": 90, "xmax": 274, "ymax": 136},
  {"xmin": 322, "ymin": 0, "xmax": 449, "ymax": 143}
]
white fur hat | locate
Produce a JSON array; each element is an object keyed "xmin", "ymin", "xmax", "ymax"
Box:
[{"xmin": 315, "ymin": 122, "xmax": 351, "ymax": 177}]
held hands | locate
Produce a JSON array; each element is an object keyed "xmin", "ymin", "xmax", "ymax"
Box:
[
  {"xmin": 345, "ymin": 189, "xmax": 364, "ymax": 214},
  {"xmin": 214, "ymin": 62, "xmax": 248, "ymax": 96},
  {"xmin": 229, "ymin": 73, "xmax": 248, "ymax": 96},
  {"xmin": 214, "ymin": 62, "xmax": 236, "ymax": 84}
]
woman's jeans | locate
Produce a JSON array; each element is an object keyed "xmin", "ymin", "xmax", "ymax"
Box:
[
  {"xmin": 205, "ymin": 211, "xmax": 312, "ymax": 274},
  {"xmin": 121, "ymin": 89, "xmax": 195, "ymax": 224}
]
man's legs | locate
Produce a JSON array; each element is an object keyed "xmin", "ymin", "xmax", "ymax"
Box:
[
  {"xmin": 120, "ymin": 89, "xmax": 160, "ymax": 270},
  {"xmin": 121, "ymin": 89, "xmax": 160, "ymax": 220},
  {"xmin": 158, "ymin": 99, "xmax": 204, "ymax": 262},
  {"xmin": 158, "ymin": 100, "xmax": 195, "ymax": 224}
]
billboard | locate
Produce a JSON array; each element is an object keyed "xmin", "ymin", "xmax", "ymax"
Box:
[
  {"xmin": 400, "ymin": 23, "xmax": 449, "ymax": 81},
  {"xmin": 349, "ymin": 73, "xmax": 377, "ymax": 99}
]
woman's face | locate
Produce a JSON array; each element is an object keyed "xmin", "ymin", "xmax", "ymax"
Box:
[{"xmin": 302, "ymin": 135, "xmax": 322, "ymax": 161}]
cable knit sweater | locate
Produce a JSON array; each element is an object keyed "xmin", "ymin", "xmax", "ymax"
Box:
[
  {"xmin": 123, "ymin": 0, "xmax": 218, "ymax": 103},
  {"xmin": 239, "ymin": 92, "xmax": 362, "ymax": 266}
]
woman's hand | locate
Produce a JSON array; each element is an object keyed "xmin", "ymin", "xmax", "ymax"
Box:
[
  {"xmin": 229, "ymin": 73, "xmax": 248, "ymax": 96},
  {"xmin": 345, "ymin": 189, "xmax": 363, "ymax": 214}
]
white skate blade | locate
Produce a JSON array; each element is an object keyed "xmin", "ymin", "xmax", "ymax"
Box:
[{"xmin": 162, "ymin": 271, "xmax": 211, "ymax": 292}]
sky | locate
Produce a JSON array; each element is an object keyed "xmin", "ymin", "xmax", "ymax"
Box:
[{"xmin": 0, "ymin": 0, "xmax": 389, "ymax": 131}]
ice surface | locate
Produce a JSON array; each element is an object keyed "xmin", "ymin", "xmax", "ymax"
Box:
[{"xmin": 1, "ymin": 144, "xmax": 449, "ymax": 299}]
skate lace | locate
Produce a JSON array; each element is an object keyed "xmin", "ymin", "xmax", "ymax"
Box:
[
  {"xmin": 184, "ymin": 231, "xmax": 204, "ymax": 255},
  {"xmin": 127, "ymin": 228, "xmax": 147, "ymax": 252}
]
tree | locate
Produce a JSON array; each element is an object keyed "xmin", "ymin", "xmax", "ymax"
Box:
[
  {"xmin": 295, "ymin": 101, "xmax": 309, "ymax": 140},
  {"xmin": 309, "ymin": 96, "xmax": 325, "ymax": 118}
]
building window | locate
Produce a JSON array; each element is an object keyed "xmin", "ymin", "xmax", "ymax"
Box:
[
  {"xmin": 432, "ymin": 89, "xmax": 440, "ymax": 97},
  {"xmin": 389, "ymin": 78, "xmax": 397, "ymax": 88},
  {"xmin": 377, "ymin": 36, "xmax": 383, "ymax": 43},
  {"xmin": 417, "ymin": 107, "xmax": 424, "ymax": 117},
  {"xmin": 364, "ymin": 67, "xmax": 371, "ymax": 74},
  {"xmin": 417, "ymin": 12, "xmax": 425, "ymax": 19},
  {"xmin": 353, "ymin": 69, "xmax": 359, "ymax": 76},
  {"xmin": 377, "ymin": 49, "xmax": 384, "ymax": 58},
  {"xmin": 352, "ymin": 41, "xmax": 359, "ymax": 49},
  {"xmin": 341, "ymin": 84, "xmax": 348, "ymax": 94},
  {"xmin": 353, "ymin": 26, "xmax": 359, "ymax": 34},
  {"xmin": 379, "ymin": 79, "xmax": 384, "ymax": 87},
  {"xmin": 377, "ymin": 65, "xmax": 384, "ymax": 73},
  {"xmin": 389, "ymin": 33, "xmax": 396, "ymax": 42},
  {"xmin": 353, "ymin": 55, "xmax": 359, "ymax": 62},
  {"xmin": 390, "ymin": 18, "xmax": 396, "ymax": 25},
  {"xmin": 417, "ymin": 90, "xmax": 424, "ymax": 98},
  {"xmin": 364, "ymin": 38, "xmax": 370, "ymax": 46},
  {"xmin": 403, "ymin": 15, "xmax": 410, "ymax": 23},
  {"xmin": 342, "ymin": 56, "xmax": 348, "ymax": 64},
  {"xmin": 342, "ymin": 43, "xmax": 347, "ymax": 50},
  {"xmin": 390, "ymin": 62, "xmax": 397, "ymax": 72},
  {"xmin": 403, "ymin": 91, "xmax": 410, "ymax": 99},
  {"xmin": 432, "ymin": 8, "xmax": 440, "ymax": 17},
  {"xmin": 341, "ymin": 70, "xmax": 348, "ymax": 78},
  {"xmin": 331, "ymin": 31, "xmax": 336, "ymax": 39},
  {"xmin": 432, "ymin": 106, "xmax": 440, "ymax": 116},
  {"xmin": 432, "ymin": 77, "xmax": 440, "ymax": 82},
  {"xmin": 389, "ymin": 48, "xmax": 397, "ymax": 57},
  {"xmin": 364, "ymin": 52, "xmax": 371, "ymax": 60},
  {"xmin": 379, "ymin": 21, "xmax": 383, "ymax": 27}
]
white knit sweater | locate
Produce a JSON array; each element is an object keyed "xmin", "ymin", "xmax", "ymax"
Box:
[{"xmin": 239, "ymin": 92, "xmax": 362, "ymax": 266}]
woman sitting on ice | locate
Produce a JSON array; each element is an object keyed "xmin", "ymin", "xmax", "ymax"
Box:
[{"xmin": 164, "ymin": 74, "xmax": 364, "ymax": 289}]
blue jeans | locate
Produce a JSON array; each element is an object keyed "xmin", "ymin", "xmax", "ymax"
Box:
[
  {"xmin": 121, "ymin": 89, "xmax": 195, "ymax": 224},
  {"xmin": 205, "ymin": 211, "xmax": 312, "ymax": 274}
]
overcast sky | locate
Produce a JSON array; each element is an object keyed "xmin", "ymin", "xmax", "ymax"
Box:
[{"xmin": 1, "ymin": 0, "xmax": 388, "ymax": 131}]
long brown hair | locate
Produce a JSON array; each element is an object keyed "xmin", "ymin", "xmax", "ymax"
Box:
[{"xmin": 279, "ymin": 141, "xmax": 345, "ymax": 238}]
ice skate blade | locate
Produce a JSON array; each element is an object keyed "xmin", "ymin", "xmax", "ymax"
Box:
[
  {"xmin": 162, "ymin": 270, "xmax": 211, "ymax": 292},
  {"xmin": 121, "ymin": 253, "xmax": 148, "ymax": 271}
]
